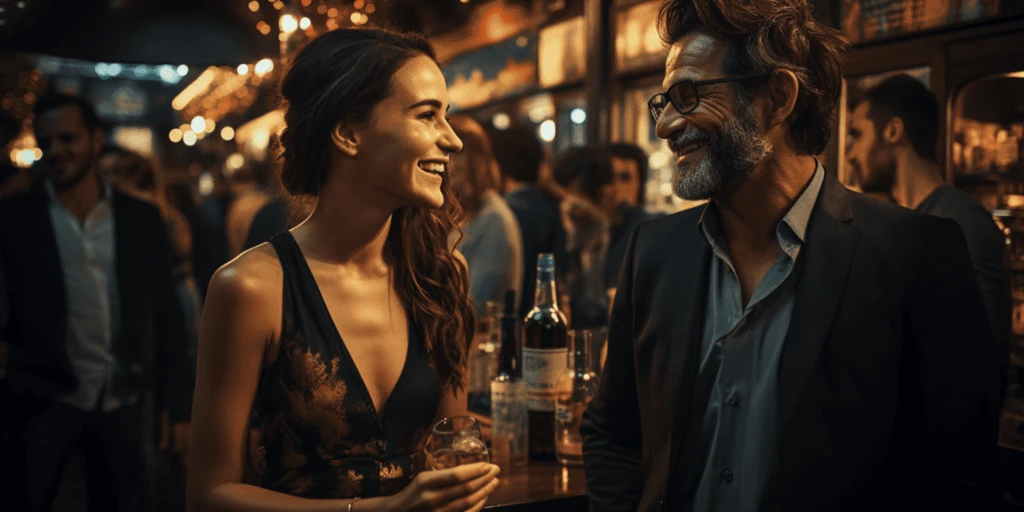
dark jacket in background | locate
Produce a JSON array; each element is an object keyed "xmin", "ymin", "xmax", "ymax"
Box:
[
  {"xmin": 505, "ymin": 185, "xmax": 567, "ymax": 319},
  {"xmin": 243, "ymin": 196, "xmax": 290, "ymax": 252},
  {"xmin": 582, "ymin": 173, "xmax": 1000, "ymax": 511},
  {"xmin": 605, "ymin": 203, "xmax": 651, "ymax": 290},
  {"xmin": 915, "ymin": 184, "xmax": 1012, "ymax": 405},
  {"xmin": 0, "ymin": 186, "xmax": 194, "ymax": 422}
]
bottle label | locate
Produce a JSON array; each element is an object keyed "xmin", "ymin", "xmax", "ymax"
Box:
[
  {"xmin": 491, "ymin": 381, "xmax": 528, "ymax": 437},
  {"xmin": 522, "ymin": 347, "xmax": 567, "ymax": 412}
]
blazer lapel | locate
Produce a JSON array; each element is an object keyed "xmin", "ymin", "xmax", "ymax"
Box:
[
  {"xmin": 112, "ymin": 192, "xmax": 136, "ymax": 354},
  {"xmin": 668, "ymin": 210, "xmax": 713, "ymax": 501},
  {"xmin": 777, "ymin": 173, "xmax": 860, "ymax": 432},
  {"xmin": 34, "ymin": 188, "xmax": 67, "ymax": 340}
]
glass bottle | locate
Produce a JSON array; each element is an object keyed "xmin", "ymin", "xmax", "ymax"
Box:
[
  {"xmin": 484, "ymin": 300, "xmax": 503, "ymax": 400},
  {"xmin": 490, "ymin": 290, "xmax": 528, "ymax": 469},
  {"xmin": 522, "ymin": 253, "xmax": 568, "ymax": 460},
  {"xmin": 467, "ymin": 316, "xmax": 490, "ymax": 414},
  {"xmin": 469, "ymin": 301, "xmax": 503, "ymax": 414},
  {"xmin": 554, "ymin": 329, "xmax": 598, "ymax": 467}
]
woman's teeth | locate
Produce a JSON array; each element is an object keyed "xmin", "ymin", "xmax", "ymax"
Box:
[{"xmin": 419, "ymin": 162, "xmax": 444, "ymax": 175}]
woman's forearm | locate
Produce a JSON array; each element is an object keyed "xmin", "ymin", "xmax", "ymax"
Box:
[{"xmin": 190, "ymin": 482, "xmax": 391, "ymax": 512}]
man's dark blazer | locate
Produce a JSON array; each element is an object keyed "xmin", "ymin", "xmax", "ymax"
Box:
[
  {"xmin": 0, "ymin": 185, "xmax": 194, "ymax": 422},
  {"xmin": 581, "ymin": 172, "xmax": 1001, "ymax": 511}
]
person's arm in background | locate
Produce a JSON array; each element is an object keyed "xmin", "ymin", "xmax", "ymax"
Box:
[
  {"xmin": 957, "ymin": 212, "xmax": 1012, "ymax": 407},
  {"xmin": 580, "ymin": 227, "xmax": 644, "ymax": 511},
  {"xmin": 908, "ymin": 218, "xmax": 1001, "ymax": 508},
  {"xmin": 464, "ymin": 214, "xmax": 516, "ymax": 315},
  {"xmin": 151, "ymin": 211, "xmax": 196, "ymax": 461}
]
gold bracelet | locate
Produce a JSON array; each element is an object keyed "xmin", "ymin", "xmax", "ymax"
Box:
[{"xmin": 348, "ymin": 497, "xmax": 361, "ymax": 512}]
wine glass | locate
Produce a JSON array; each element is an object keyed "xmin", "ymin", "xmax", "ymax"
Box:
[{"xmin": 424, "ymin": 416, "xmax": 490, "ymax": 470}]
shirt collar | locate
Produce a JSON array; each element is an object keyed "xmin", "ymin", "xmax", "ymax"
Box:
[
  {"xmin": 698, "ymin": 159, "xmax": 826, "ymax": 250},
  {"xmin": 778, "ymin": 159, "xmax": 825, "ymax": 244},
  {"xmin": 45, "ymin": 176, "xmax": 115, "ymax": 208}
]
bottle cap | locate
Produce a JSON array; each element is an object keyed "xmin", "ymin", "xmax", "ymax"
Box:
[{"xmin": 537, "ymin": 253, "xmax": 555, "ymax": 272}]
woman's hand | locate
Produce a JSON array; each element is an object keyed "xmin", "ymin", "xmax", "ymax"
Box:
[{"xmin": 377, "ymin": 462, "xmax": 500, "ymax": 512}]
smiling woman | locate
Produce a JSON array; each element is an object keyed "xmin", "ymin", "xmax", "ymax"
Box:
[{"xmin": 187, "ymin": 28, "xmax": 501, "ymax": 512}]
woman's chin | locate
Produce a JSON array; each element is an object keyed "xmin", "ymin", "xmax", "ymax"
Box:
[{"xmin": 407, "ymin": 189, "xmax": 445, "ymax": 209}]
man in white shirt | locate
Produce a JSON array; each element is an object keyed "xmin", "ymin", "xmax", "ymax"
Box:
[{"xmin": 0, "ymin": 94, "xmax": 194, "ymax": 511}]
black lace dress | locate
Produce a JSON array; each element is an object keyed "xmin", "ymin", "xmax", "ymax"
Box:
[{"xmin": 255, "ymin": 232, "xmax": 439, "ymax": 498}]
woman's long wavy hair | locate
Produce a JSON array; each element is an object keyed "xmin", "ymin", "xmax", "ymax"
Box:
[{"xmin": 276, "ymin": 27, "xmax": 474, "ymax": 394}]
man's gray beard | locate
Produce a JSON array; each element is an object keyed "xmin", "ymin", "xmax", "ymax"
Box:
[{"xmin": 671, "ymin": 97, "xmax": 774, "ymax": 201}]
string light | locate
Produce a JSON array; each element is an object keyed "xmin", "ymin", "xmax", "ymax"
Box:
[
  {"xmin": 299, "ymin": 17, "xmax": 311, "ymax": 30},
  {"xmin": 169, "ymin": 128, "xmax": 183, "ymax": 143},
  {"xmin": 366, "ymin": 4, "xmax": 375, "ymax": 13},
  {"xmin": 317, "ymin": 4, "xmax": 327, "ymax": 14},
  {"xmin": 354, "ymin": 0, "xmax": 364, "ymax": 8},
  {"xmin": 539, "ymin": 120, "xmax": 556, "ymax": 142},
  {"xmin": 191, "ymin": 116, "xmax": 206, "ymax": 133},
  {"xmin": 273, "ymin": 1, "xmax": 284, "ymax": 9},
  {"xmin": 237, "ymin": 64, "xmax": 249, "ymax": 75},
  {"xmin": 183, "ymin": 131, "xmax": 197, "ymax": 146},
  {"xmin": 327, "ymin": 7, "xmax": 338, "ymax": 17},
  {"xmin": 254, "ymin": 59, "xmax": 274, "ymax": 77},
  {"xmin": 280, "ymin": 14, "xmax": 298, "ymax": 33},
  {"xmin": 248, "ymin": 1, "xmax": 259, "ymax": 12},
  {"xmin": 221, "ymin": 126, "xmax": 235, "ymax": 141}
]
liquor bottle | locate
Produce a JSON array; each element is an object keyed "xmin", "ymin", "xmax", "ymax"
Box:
[
  {"xmin": 484, "ymin": 300, "xmax": 503, "ymax": 400},
  {"xmin": 555, "ymin": 329, "xmax": 598, "ymax": 466},
  {"xmin": 467, "ymin": 316, "xmax": 490, "ymax": 414},
  {"xmin": 522, "ymin": 253, "xmax": 568, "ymax": 460},
  {"xmin": 469, "ymin": 301, "xmax": 502, "ymax": 414},
  {"xmin": 490, "ymin": 290, "xmax": 528, "ymax": 469}
]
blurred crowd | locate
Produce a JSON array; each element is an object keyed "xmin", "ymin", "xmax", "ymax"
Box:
[{"xmin": 0, "ymin": 92, "xmax": 656, "ymax": 511}]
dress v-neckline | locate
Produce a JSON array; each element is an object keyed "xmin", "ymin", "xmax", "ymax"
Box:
[{"xmin": 283, "ymin": 232, "xmax": 411, "ymax": 425}]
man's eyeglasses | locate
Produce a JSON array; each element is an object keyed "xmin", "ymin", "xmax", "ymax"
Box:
[{"xmin": 648, "ymin": 73, "xmax": 768, "ymax": 122}]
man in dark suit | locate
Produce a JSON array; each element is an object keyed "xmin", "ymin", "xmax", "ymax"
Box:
[
  {"xmin": 0, "ymin": 94, "xmax": 194, "ymax": 511},
  {"xmin": 847, "ymin": 75, "xmax": 1011, "ymax": 406},
  {"xmin": 581, "ymin": 1, "xmax": 1001, "ymax": 511}
]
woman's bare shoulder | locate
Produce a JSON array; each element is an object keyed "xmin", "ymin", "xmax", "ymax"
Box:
[{"xmin": 206, "ymin": 242, "xmax": 283, "ymax": 313}]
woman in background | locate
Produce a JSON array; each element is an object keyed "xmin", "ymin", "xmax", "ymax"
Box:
[
  {"xmin": 447, "ymin": 115, "xmax": 523, "ymax": 315},
  {"xmin": 187, "ymin": 28, "xmax": 499, "ymax": 512}
]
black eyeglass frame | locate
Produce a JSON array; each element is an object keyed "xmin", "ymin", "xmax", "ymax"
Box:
[{"xmin": 648, "ymin": 73, "xmax": 769, "ymax": 122}]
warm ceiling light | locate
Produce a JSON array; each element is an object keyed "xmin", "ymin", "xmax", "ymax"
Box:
[
  {"xmin": 254, "ymin": 58, "xmax": 274, "ymax": 77},
  {"xmin": 279, "ymin": 14, "xmax": 298, "ymax": 34}
]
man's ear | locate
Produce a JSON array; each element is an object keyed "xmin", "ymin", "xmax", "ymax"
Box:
[
  {"xmin": 765, "ymin": 69, "xmax": 800, "ymax": 130},
  {"xmin": 882, "ymin": 117, "xmax": 904, "ymax": 145},
  {"xmin": 330, "ymin": 121, "xmax": 359, "ymax": 157}
]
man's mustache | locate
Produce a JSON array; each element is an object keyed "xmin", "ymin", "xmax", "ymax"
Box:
[{"xmin": 668, "ymin": 130, "xmax": 710, "ymax": 155}]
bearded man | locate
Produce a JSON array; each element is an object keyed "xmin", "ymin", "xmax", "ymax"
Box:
[{"xmin": 580, "ymin": 1, "xmax": 1001, "ymax": 511}]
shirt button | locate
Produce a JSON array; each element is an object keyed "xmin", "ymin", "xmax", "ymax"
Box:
[
  {"xmin": 728, "ymin": 395, "xmax": 741, "ymax": 408},
  {"xmin": 722, "ymin": 469, "xmax": 734, "ymax": 482}
]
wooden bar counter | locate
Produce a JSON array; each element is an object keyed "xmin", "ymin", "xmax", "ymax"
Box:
[{"xmin": 483, "ymin": 461, "xmax": 588, "ymax": 511}]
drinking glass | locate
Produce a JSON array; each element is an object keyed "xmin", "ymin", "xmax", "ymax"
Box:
[{"xmin": 424, "ymin": 416, "xmax": 490, "ymax": 470}]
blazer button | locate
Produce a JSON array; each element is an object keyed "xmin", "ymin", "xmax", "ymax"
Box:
[
  {"xmin": 728, "ymin": 395, "xmax": 740, "ymax": 408},
  {"xmin": 722, "ymin": 469, "xmax": 734, "ymax": 482}
]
